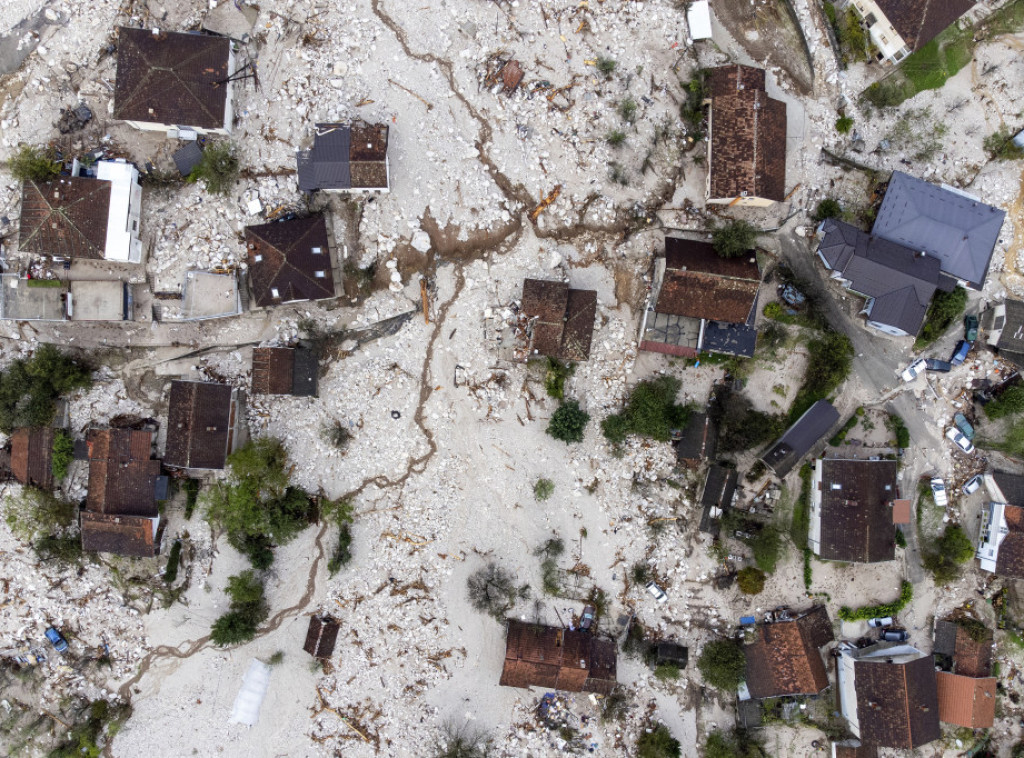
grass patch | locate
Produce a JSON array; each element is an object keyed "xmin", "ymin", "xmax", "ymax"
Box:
[
  {"xmin": 51, "ymin": 430, "xmax": 74, "ymax": 481},
  {"xmin": 790, "ymin": 464, "xmax": 812, "ymax": 548},
  {"xmin": 915, "ymin": 286, "xmax": 968, "ymax": 349},
  {"xmin": 984, "ymin": 385, "xmax": 1024, "ymax": 420},
  {"xmin": 534, "ymin": 478, "xmax": 554, "ymax": 501},
  {"xmin": 829, "ymin": 410, "xmax": 861, "ymax": 446},
  {"xmin": 984, "ymin": 416, "xmax": 1024, "ymax": 459}
]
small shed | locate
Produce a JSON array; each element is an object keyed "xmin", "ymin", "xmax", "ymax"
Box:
[
  {"xmin": 655, "ymin": 642, "xmax": 688, "ymax": 669},
  {"xmin": 687, "ymin": 0, "xmax": 713, "ymax": 40},
  {"xmin": 304, "ymin": 614, "xmax": 341, "ymax": 659}
]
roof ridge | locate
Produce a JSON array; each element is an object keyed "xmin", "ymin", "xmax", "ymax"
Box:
[{"xmin": 118, "ymin": 32, "xmax": 223, "ymax": 124}]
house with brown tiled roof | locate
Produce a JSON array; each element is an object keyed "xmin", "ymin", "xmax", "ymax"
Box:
[
  {"xmin": 831, "ymin": 742, "xmax": 877, "ymax": 758},
  {"xmin": 251, "ymin": 346, "xmax": 318, "ymax": 397},
  {"xmin": 843, "ymin": 1, "xmax": 977, "ymax": 65},
  {"xmin": 304, "ymin": 614, "xmax": 341, "ymax": 659},
  {"xmin": 10, "ymin": 427, "xmax": 56, "ymax": 490},
  {"xmin": 809, "ymin": 458, "xmax": 899, "ymax": 563},
  {"xmin": 836, "ymin": 641, "xmax": 940, "ymax": 750},
  {"xmin": 932, "ymin": 617, "xmax": 996, "ymax": 728},
  {"xmin": 297, "ymin": 123, "xmax": 390, "ymax": 193},
  {"xmin": 80, "ymin": 428, "xmax": 165, "ymax": 557},
  {"xmin": 114, "ymin": 27, "xmax": 235, "ymax": 135},
  {"xmin": 640, "ymin": 238, "xmax": 762, "ymax": 359},
  {"xmin": 245, "ymin": 216, "xmax": 339, "ymax": 308},
  {"xmin": 19, "ymin": 160, "xmax": 142, "ymax": 262},
  {"xmin": 164, "ymin": 380, "xmax": 243, "ymax": 471},
  {"xmin": 499, "ymin": 619, "xmax": 616, "ymax": 695},
  {"xmin": 704, "ymin": 64, "xmax": 787, "ymax": 206},
  {"xmin": 978, "ymin": 471, "xmax": 1024, "ymax": 577},
  {"xmin": 742, "ymin": 606, "xmax": 834, "ymax": 700},
  {"xmin": 521, "ymin": 279, "xmax": 597, "ymax": 362},
  {"xmin": 936, "ymin": 672, "xmax": 996, "ymax": 728}
]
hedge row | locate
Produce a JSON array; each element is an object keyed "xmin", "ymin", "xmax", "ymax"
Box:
[{"xmin": 838, "ymin": 581, "xmax": 912, "ymax": 621}]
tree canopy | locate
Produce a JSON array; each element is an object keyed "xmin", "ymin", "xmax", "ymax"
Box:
[
  {"xmin": 697, "ymin": 639, "xmax": 746, "ymax": 691},
  {"xmin": 0, "ymin": 345, "xmax": 92, "ymax": 433},
  {"xmin": 602, "ymin": 376, "xmax": 690, "ymax": 444}
]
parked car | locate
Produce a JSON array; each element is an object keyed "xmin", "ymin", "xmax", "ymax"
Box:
[
  {"xmin": 953, "ymin": 412, "xmax": 975, "ymax": 440},
  {"xmin": 964, "ymin": 314, "xmax": 979, "ymax": 342},
  {"xmin": 579, "ymin": 605, "xmax": 596, "ymax": 631},
  {"xmin": 645, "ymin": 581, "xmax": 668, "ymax": 605},
  {"xmin": 44, "ymin": 627, "xmax": 68, "ymax": 653},
  {"xmin": 930, "ymin": 477, "xmax": 949, "ymax": 508},
  {"xmin": 868, "ymin": 617, "xmax": 894, "ymax": 628},
  {"xmin": 946, "ymin": 427, "xmax": 976, "ymax": 455},
  {"xmin": 925, "ymin": 359, "xmax": 952, "ymax": 372},
  {"xmin": 900, "ymin": 358, "xmax": 927, "ymax": 383},
  {"xmin": 951, "ymin": 340, "xmax": 971, "ymax": 366},
  {"xmin": 962, "ymin": 475, "xmax": 984, "ymax": 496},
  {"xmin": 882, "ymin": 629, "xmax": 910, "ymax": 642}
]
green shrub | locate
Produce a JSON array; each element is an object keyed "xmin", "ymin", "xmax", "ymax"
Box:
[
  {"xmin": 9, "ymin": 144, "xmax": 60, "ymax": 183},
  {"xmin": 679, "ymin": 69, "xmax": 709, "ymax": 141},
  {"xmin": 187, "ymin": 141, "xmax": 240, "ymax": 196},
  {"xmin": 211, "ymin": 570, "xmax": 269, "ymax": 645},
  {"xmin": 915, "ymin": 286, "xmax": 968, "ymax": 349},
  {"xmin": 812, "ymin": 198, "xmax": 842, "ymax": 222},
  {"xmin": 51, "ymin": 430, "xmax": 75, "ymax": 481},
  {"xmin": 547, "ymin": 400, "xmax": 589, "ymax": 444},
  {"xmin": 697, "ymin": 639, "xmax": 746, "ymax": 691},
  {"xmin": 887, "ymin": 413, "xmax": 911, "ymax": 448},
  {"xmin": 601, "ymin": 376, "xmax": 689, "ymax": 444},
  {"xmin": 712, "ymin": 220, "xmax": 759, "ymax": 258},
  {"xmin": 835, "ymin": 116, "xmax": 854, "ymax": 134},
  {"xmin": 636, "ymin": 723, "xmax": 680, "ymax": 758},
  {"xmin": 183, "ymin": 478, "xmax": 200, "ymax": 519},
  {"xmin": 328, "ymin": 523, "xmax": 353, "ymax": 575},
  {"xmin": 789, "ymin": 331, "xmax": 853, "ymax": 423},
  {"xmin": 0, "ymin": 344, "xmax": 92, "ymax": 433},
  {"xmin": 750, "ymin": 527, "xmax": 783, "ymax": 574},
  {"xmin": 839, "ymin": 581, "xmax": 912, "ymax": 621},
  {"xmin": 922, "ymin": 524, "xmax": 975, "ymax": 584},
  {"xmin": 803, "ymin": 548, "xmax": 812, "ymax": 589},
  {"xmin": 533, "ymin": 478, "xmax": 555, "ymax": 501},
  {"xmin": 654, "ymin": 662, "xmax": 680, "ymax": 681},
  {"xmin": 596, "ymin": 57, "xmax": 617, "ymax": 75},
  {"xmin": 718, "ymin": 392, "xmax": 784, "ymax": 454},
  {"xmin": 985, "ymin": 385, "xmax": 1024, "ymax": 420},
  {"xmin": 737, "ymin": 567, "xmax": 766, "ymax": 595},
  {"xmin": 985, "ymin": 416, "xmax": 1024, "ymax": 459},
  {"xmin": 544, "ymin": 358, "xmax": 575, "ymax": 399},
  {"xmin": 984, "ymin": 127, "xmax": 1024, "ymax": 161},
  {"xmin": 606, "ymin": 130, "xmax": 626, "ymax": 147},
  {"xmin": 895, "ymin": 529, "xmax": 907, "ymax": 549},
  {"xmin": 829, "ymin": 412, "xmax": 860, "ymax": 446},
  {"xmin": 705, "ymin": 729, "xmax": 767, "ymax": 758},
  {"xmin": 619, "ymin": 98, "xmax": 638, "ymax": 123},
  {"xmin": 163, "ymin": 540, "xmax": 183, "ymax": 583}
]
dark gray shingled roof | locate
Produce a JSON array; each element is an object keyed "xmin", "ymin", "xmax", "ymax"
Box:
[
  {"xmin": 818, "ymin": 219, "xmax": 940, "ymax": 336},
  {"xmin": 873, "ymin": 171, "xmax": 1005, "ymax": 290},
  {"xmin": 701, "ymin": 320, "xmax": 758, "ymax": 358},
  {"xmin": 762, "ymin": 401, "xmax": 840, "ymax": 477}
]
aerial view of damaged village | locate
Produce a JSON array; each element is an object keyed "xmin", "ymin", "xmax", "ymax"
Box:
[{"xmin": 7, "ymin": 1, "xmax": 1024, "ymax": 758}]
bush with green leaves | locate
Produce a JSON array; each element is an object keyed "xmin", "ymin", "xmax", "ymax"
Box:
[
  {"xmin": 187, "ymin": 141, "xmax": 240, "ymax": 196},
  {"xmin": 606, "ymin": 130, "xmax": 626, "ymax": 147},
  {"xmin": 0, "ymin": 344, "xmax": 92, "ymax": 433},
  {"xmin": 705, "ymin": 729, "xmax": 768, "ymax": 758},
  {"xmin": 984, "ymin": 127, "xmax": 1024, "ymax": 161},
  {"xmin": 789, "ymin": 331, "xmax": 853, "ymax": 422},
  {"xmin": 679, "ymin": 69, "xmax": 709, "ymax": 140},
  {"xmin": 637, "ymin": 723, "xmax": 680, "ymax": 758},
  {"xmin": 619, "ymin": 98, "xmax": 638, "ymax": 123},
  {"xmin": 812, "ymin": 198, "xmax": 842, "ymax": 222},
  {"xmin": 895, "ymin": 529, "xmax": 907, "ymax": 549},
  {"xmin": 4, "ymin": 486, "xmax": 76, "ymax": 543},
  {"xmin": 839, "ymin": 581, "xmax": 912, "ymax": 621},
  {"xmin": 654, "ymin": 662, "xmax": 680, "ymax": 681},
  {"xmin": 596, "ymin": 57, "xmax": 617, "ymax": 75},
  {"xmin": 50, "ymin": 429, "xmax": 75, "ymax": 481},
  {"xmin": 164, "ymin": 540, "xmax": 183, "ymax": 583},
  {"xmin": 717, "ymin": 391, "xmax": 784, "ymax": 454},
  {"xmin": 533, "ymin": 478, "xmax": 555, "ymax": 501},
  {"xmin": 49, "ymin": 699, "xmax": 131, "ymax": 758},
  {"xmin": 182, "ymin": 478, "xmax": 201, "ymax": 519},
  {"xmin": 547, "ymin": 400, "xmax": 589, "ymax": 444},
  {"xmin": 736, "ymin": 566, "xmax": 766, "ymax": 595},
  {"xmin": 697, "ymin": 638, "xmax": 746, "ymax": 691},
  {"xmin": 916, "ymin": 286, "xmax": 968, "ymax": 348},
  {"xmin": 466, "ymin": 563, "xmax": 528, "ymax": 621},
  {"xmin": 835, "ymin": 116, "xmax": 854, "ymax": 134},
  {"xmin": 601, "ymin": 376, "xmax": 689, "ymax": 444},
  {"xmin": 211, "ymin": 570, "xmax": 269, "ymax": 646},
  {"xmin": 984, "ymin": 385, "xmax": 1024, "ymax": 420},
  {"xmin": 544, "ymin": 358, "xmax": 575, "ymax": 399},
  {"xmin": 9, "ymin": 144, "xmax": 60, "ymax": 183},
  {"xmin": 922, "ymin": 524, "xmax": 975, "ymax": 584},
  {"xmin": 322, "ymin": 496, "xmax": 355, "ymax": 575},
  {"xmin": 711, "ymin": 220, "xmax": 760, "ymax": 258},
  {"xmin": 887, "ymin": 413, "xmax": 911, "ymax": 448}
]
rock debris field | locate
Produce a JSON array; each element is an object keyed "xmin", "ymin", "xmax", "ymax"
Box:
[{"xmin": 0, "ymin": 0, "xmax": 1023, "ymax": 756}]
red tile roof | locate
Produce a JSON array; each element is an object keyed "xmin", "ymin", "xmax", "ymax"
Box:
[
  {"xmin": 19, "ymin": 178, "xmax": 111, "ymax": 259},
  {"xmin": 818, "ymin": 459, "xmax": 899, "ymax": 563},
  {"xmin": 953, "ymin": 625, "xmax": 993, "ymax": 678},
  {"xmin": 935, "ymin": 672, "xmax": 996, "ymax": 728},
  {"xmin": 854, "ymin": 655, "xmax": 940, "ymax": 749},
  {"xmin": 499, "ymin": 620, "xmax": 616, "ymax": 694},
  {"xmin": 655, "ymin": 238, "xmax": 761, "ymax": 324},
  {"xmin": 164, "ymin": 381, "xmax": 235, "ymax": 470},
  {"xmin": 10, "ymin": 427, "xmax": 55, "ymax": 489},
  {"xmin": 114, "ymin": 27, "xmax": 231, "ymax": 130},
  {"xmin": 996, "ymin": 504, "xmax": 1024, "ymax": 577},
  {"xmin": 744, "ymin": 608, "xmax": 833, "ymax": 698},
  {"xmin": 80, "ymin": 511, "xmax": 158, "ymax": 557},
  {"xmin": 251, "ymin": 347, "xmax": 295, "ymax": 395},
  {"xmin": 892, "ymin": 499, "xmax": 911, "ymax": 524},
  {"xmin": 86, "ymin": 428, "xmax": 160, "ymax": 517},
  {"xmin": 246, "ymin": 215, "xmax": 336, "ymax": 307},
  {"xmin": 521, "ymin": 279, "xmax": 597, "ymax": 361}
]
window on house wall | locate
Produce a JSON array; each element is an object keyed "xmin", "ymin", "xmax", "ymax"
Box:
[{"xmin": 865, "ymin": 13, "xmax": 877, "ymax": 26}]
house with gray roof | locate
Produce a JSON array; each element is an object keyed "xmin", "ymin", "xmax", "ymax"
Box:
[
  {"xmin": 817, "ymin": 219, "xmax": 948, "ymax": 337},
  {"xmin": 297, "ymin": 123, "xmax": 390, "ymax": 193},
  {"xmin": 762, "ymin": 401, "xmax": 840, "ymax": 478},
  {"xmin": 982, "ymin": 299, "xmax": 1024, "ymax": 369},
  {"xmin": 873, "ymin": 171, "xmax": 1005, "ymax": 291}
]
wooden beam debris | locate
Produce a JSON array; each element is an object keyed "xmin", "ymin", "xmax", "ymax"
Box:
[{"xmin": 530, "ymin": 185, "xmax": 562, "ymax": 221}]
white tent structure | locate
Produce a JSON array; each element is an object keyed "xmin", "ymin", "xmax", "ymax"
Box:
[
  {"xmin": 229, "ymin": 659, "xmax": 272, "ymax": 726},
  {"xmin": 687, "ymin": 0, "xmax": 713, "ymax": 40}
]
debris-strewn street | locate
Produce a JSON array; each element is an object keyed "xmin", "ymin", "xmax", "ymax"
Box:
[{"xmin": 1, "ymin": 0, "xmax": 1024, "ymax": 756}]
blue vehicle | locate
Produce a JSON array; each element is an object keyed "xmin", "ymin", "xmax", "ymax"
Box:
[
  {"xmin": 45, "ymin": 627, "xmax": 68, "ymax": 653},
  {"xmin": 951, "ymin": 340, "xmax": 971, "ymax": 366}
]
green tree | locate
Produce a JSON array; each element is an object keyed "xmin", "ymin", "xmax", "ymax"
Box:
[
  {"xmin": 188, "ymin": 141, "xmax": 240, "ymax": 196},
  {"xmin": 323, "ymin": 495, "xmax": 356, "ymax": 575},
  {"xmin": 736, "ymin": 567, "xmax": 766, "ymax": 595},
  {"xmin": 636, "ymin": 723, "xmax": 680, "ymax": 758},
  {"xmin": 547, "ymin": 400, "xmax": 590, "ymax": 443},
  {"xmin": 544, "ymin": 358, "xmax": 575, "ymax": 399},
  {"xmin": 712, "ymin": 221, "xmax": 759, "ymax": 258},
  {"xmin": 916, "ymin": 286, "xmax": 968, "ymax": 348},
  {"xmin": 984, "ymin": 385, "xmax": 1024, "ymax": 419},
  {"xmin": 789, "ymin": 331, "xmax": 853, "ymax": 422},
  {"xmin": 466, "ymin": 563, "xmax": 527, "ymax": 621},
  {"xmin": 835, "ymin": 116, "xmax": 854, "ymax": 134},
  {"xmin": 0, "ymin": 345, "xmax": 92, "ymax": 433},
  {"xmin": 204, "ymin": 438, "xmax": 312, "ymax": 567},
  {"xmin": 601, "ymin": 376, "xmax": 690, "ymax": 444},
  {"xmin": 8, "ymin": 144, "xmax": 60, "ymax": 183},
  {"xmin": 210, "ymin": 570, "xmax": 269, "ymax": 646},
  {"xmin": 697, "ymin": 639, "xmax": 746, "ymax": 691},
  {"xmin": 812, "ymin": 198, "xmax": 842, "ymax": 222},
  {"xmin": 705, "ymin": 729, "xmax": 767, "ymax": 758},
  {"xmin": 3, "ymin": 487, "xmax": 76, "ymax": 543}
]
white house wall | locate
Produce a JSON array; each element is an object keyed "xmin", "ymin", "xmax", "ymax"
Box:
[
  {"xmin": 809, "ymin": 458, "xmax": 824, "ymax": 555},
  {"xmin": 845, "ymin": 0, "xmax": 911, "ymax": 63},
  {"xmin": 96, "ymin": 160, "xmax": 143, "ymax": 263}
]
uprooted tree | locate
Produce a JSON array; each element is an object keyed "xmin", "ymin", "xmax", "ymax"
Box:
[{"xmin": 466, "ymin": 563, "xmax": 529, "ymax": 622}]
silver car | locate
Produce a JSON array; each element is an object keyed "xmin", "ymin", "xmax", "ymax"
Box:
[
  {"xmin": 962, "ymin": 474, "xmax": 983, "ymax": 496},
  {"xmin": 645, "ymin": 581, "xmax": 668, "ymax": 605},
  {"xmin": 930, "ymin": 478, "xmax": 948, "ymax": 508},
  {"xmin": 946, "ymin": 427, "xmax": 975, "ymax": 455},
  {"xmin": 900, "ymin": 358, "xmax": 927, "ymax": 383}
]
